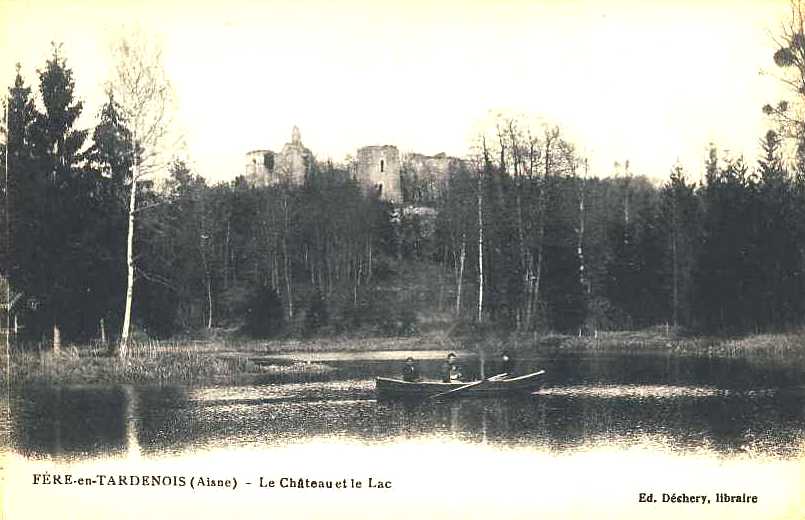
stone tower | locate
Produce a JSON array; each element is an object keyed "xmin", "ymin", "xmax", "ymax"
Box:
[
  {"xmin": 244, "ymin": 126, "xmax": 313, "ymax": 187},
  {"xmin": 356, "ymin": 145, "xmax": 401, "ymax": 202},
  {"xmin": 245, "ymin": 149, "xmax": 276, "ymax": 187},
  {"xmin": 277, "ymin": 126, "xmax": 313, "ymax": 185}
]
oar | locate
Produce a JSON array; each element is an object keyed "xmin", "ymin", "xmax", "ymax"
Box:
[
  {"xmin": 500, "ymin": 369, "xmax": 545, "ymax": 381},
  {"xmin": 428, "ymin": 372, "xmax": 508, "ymax": 400}
]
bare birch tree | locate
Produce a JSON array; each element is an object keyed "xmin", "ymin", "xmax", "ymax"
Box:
[
  {"xmin": 765, "ymin": 0, "xmax": 805, "ymax": 166},
  {"xmin": 478, "ymin": 139, "xmax": 492, "ymax": 324},
  {"xmin": 108, "ymin": 32, "xmax": 175, "ymax": 357}
]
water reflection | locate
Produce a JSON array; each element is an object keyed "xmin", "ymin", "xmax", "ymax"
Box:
[
  {"xmin": 5, "ymin": 352, "xmax": 805, "ymax": 460},
  {"xmin": 11, "ymin": 385, "xmax": 128, "ymax": 457}
]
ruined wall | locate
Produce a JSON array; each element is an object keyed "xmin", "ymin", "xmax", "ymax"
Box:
[
  {"xmin": 246, "ymin": 132, "xmax": 462, "ymax": 205},
  {"xmin": 402, "ymin": 152, "xmax": 464, "ymax": 203},
  {"xmin": 405, "ymin": 152, "xmax": 459, "ymax": 175},
  {"xmin": 356, "ymin": 145, "xmax": 401, "ymax": 202},
  {"xmin": 245, "ymin": 149, "xmax": 276, "ymax": 187},
  {"xmin": 244, "ymin": 127, "xmax": 313, "ymax": 187},
  {"xmin": 277, "ymin": 142, "xmax": 312, "ymax": 184}
]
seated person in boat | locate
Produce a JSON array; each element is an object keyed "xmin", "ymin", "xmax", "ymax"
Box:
[
  {"xmin": 500, "ymin": 350, "xmax": 515, "ymax": 375},
  {"xmin": 402, "ymin": 357, "xmax": 421, "ymax": 382},
  {"xmin": 443, "ymin": 352, "xmax": 463, "ymax": 383}
]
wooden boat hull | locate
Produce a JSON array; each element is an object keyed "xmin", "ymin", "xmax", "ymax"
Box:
[{"xmin": 375, "ymin": 371, "xmax": 546, "ymax": 399}]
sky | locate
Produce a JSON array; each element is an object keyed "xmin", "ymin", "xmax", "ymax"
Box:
[{"xmin": 0, "ymin": 0, "xmax": 794, "ymax": 183}]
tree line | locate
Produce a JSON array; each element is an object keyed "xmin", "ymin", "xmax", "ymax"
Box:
[
  {"xmin": 431, "ymin": 128, "xmax": 805, "ymax": 336},
  {"xmin": 3, "ymin": 23, "xmax": 805, "ymax": 351}
]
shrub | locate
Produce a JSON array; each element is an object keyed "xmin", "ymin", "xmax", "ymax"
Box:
[{"xmin": 244, "ymin": 286, "xmax": 285, "ymax": 338}]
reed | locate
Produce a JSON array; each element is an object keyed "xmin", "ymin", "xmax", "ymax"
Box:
[
  {"xmin": 3, "ymin": 328, "xmax": 803, "ymax": 386},
  {"xmin": 0, "ymin": 338, "xmax": 334, "ymax": 386},
  {"xmin": 499, "ymin": 328, "xmax": 805, "ymax": 367}
]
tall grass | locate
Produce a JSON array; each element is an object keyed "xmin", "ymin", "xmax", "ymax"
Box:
[
  {"xmin": 499, "ymin": 328, "xmax": 805, "ymax": 367},
  {"xmin": 0, "ymin": 338, "xmax": 333, "ymax": 386},
  {"xmin": 3, "ymin": 328, "xmax": 804, "ymax": 386}
]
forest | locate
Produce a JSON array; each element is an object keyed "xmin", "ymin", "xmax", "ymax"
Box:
[{"xmin": 3, "ymin": 20, "xmax": 805, "ymax": 353}]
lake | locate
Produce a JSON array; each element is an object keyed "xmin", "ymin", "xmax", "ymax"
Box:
[{"xmin": 2, "ymin": 351, "xmax": 804, "ymax": 519}]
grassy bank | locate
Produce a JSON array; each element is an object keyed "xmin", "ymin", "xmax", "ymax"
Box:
[
  {"xmin": 0, "ymin": 333, "xmax": 457, "ymax": 386},
  {"xmin": 0, "ymin": 340, "xmax": 335, "ymax": 386},
  {"xmin": 478, "ymin": 327, "xmax": 805, "ymax": 368},
  {"xmin": 2, "ymin": 327, "xmax": 804, "ymax": 385}
]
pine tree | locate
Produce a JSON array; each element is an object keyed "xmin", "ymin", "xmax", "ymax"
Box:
[
  {"xmin": 2, "ymin": 65, "xmax": 37, "ymax": 324},
  {"xmin": 695, "ymin": 154, "xmax": 758, "ymax": 332},
  {"xmin": 755, "ymin": 130, "xmax": 803, "ymax": 329},
  {"xmin": 86, "ymin": 91, "xmax": 134, "ymax": 343},
  {"xmin": 659, "ymin": 165, "xmax": 698, "ymax": 328},
  {"xmin": 26, "ymin": 44, "xmax": 89, "ymax": 348}
]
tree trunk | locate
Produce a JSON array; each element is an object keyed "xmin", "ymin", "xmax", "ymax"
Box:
[
  {"xmin": 367, "ymin": 240, "xmax": 373, "ymax": 283},
  {"xmin": 525, "ymin": 256, "xmax": 536, "ymax": 329},
  {"xmin": 99, "ymin": 317, "xmax": 107, "ymax": 345},
  {"xmin": 117, "ymin": 164, "xmax": 137, "ymax": 358},
  {"xmin": 438, "ymin": 246, "xmax": 447, "ymax": 312},
  {"xmin": 199, "ymin": 232, "xmax": 213, "ymax": 329},
  {"xmin": 506, "ymin": 123, "xmax": 529, "ymax": 330},
  {"xmin": 624, "ymin": 173, "xmax": 631, "ymax": 231},
  {"xmin": 477, "ymin": 166, "xmax": 484, "ymax": 324},
  {"xmin": 52, "ymin": 323, "xmax": 61, "ymax": 353},
  {"xmin": 224, "ymin": 217, "xmax": 230, "ymax": 290},
  {"xmin": 353, "ymin": 260, "xmax": 360, "ymax": 306},
  {"xmin": 578, "ymin": 161, "xmax": 587, "ymax": 293},
  {"xmin": 516, "ymin": 187, "xmax": 527, "ymax": 329},
  {"xmin": 672, "ymin": 224, "xmax": 679, "ymax": 328},
  {"xmin": 529, "ymin": 141, "xmax": 550, "ymax": 329},
  {"xmin": 282, "ymin": 195, "xmax": 294, "ymax": 320},
  {"xmin": 206, "ymin": 277, "xmax": 213, "ymax": 329},
  {"xmin": 456, "ymin": 233, "xmax": 466, "ymax": 316},
  {"xmin": 531, "ymin": 133, "xmax": 554, "ymax": 328},
  {"xmin": 532, "ymin": 250, "xmax": 543, "ymax": 326}
]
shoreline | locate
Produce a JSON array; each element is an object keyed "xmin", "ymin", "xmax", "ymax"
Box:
[{"xmin": 2, "ymin": 328, "xmax": 804, "ymax": 386}]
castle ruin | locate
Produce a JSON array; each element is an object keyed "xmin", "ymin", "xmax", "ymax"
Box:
[
  {"xmin": 245, "ymin": 130, "xmax": 463, "ymax": 205},
  {"xmin": 245, "ymin": 126, "xmax": 313, "ymax": 187},
  {"xmin": 355, "ymin": 145, "xmax": 402, "ymax": 202},
  {"xmin": 401, "ymin": 152, "xmax": 463, "ymax": 202}
]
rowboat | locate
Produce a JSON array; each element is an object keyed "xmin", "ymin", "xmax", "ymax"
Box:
[{"xmin": 375, "ymin": 370, "xmax": 546, "ymax": 399}]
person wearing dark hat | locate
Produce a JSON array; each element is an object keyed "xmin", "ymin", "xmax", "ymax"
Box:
[
  {"xmin": 443, "ymin": 352, "xmax": 463, "ymax": 383},
  {"xmin": 402, "ymin": 356, "xmax": 421, "ymax": 382}
]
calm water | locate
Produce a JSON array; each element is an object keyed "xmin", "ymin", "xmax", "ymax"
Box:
[
  {"xmin": 5, "ymin": 351, "xmax": 805, "ymax": 459},
  {"xmin": 3, "ymin": 351, "xmax": 804, "ymax": 520}
]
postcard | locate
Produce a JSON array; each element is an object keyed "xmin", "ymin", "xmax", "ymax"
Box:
[{"xmin": 1, "ymin": 1, "xmax": 803, "ymax": 519}]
